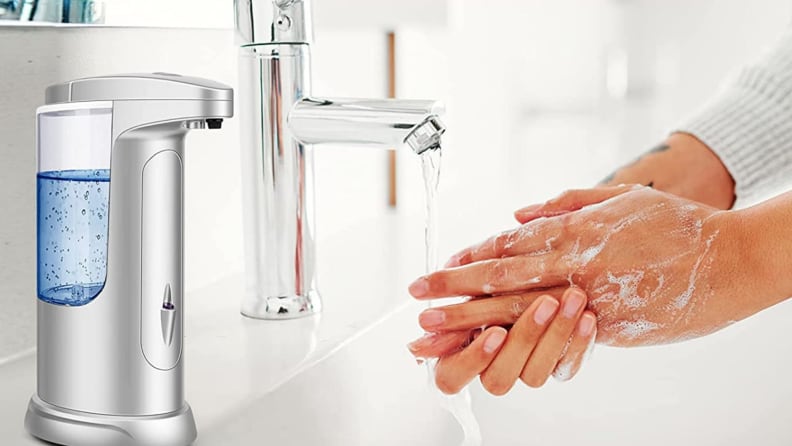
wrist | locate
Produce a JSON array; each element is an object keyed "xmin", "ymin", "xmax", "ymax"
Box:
[
  {"xmin": 730, "ymin": 197, "xmax": 792, "ymax": 311},
  {"xmin": 606, "ymin": 133, "xmax": 736, "ymax": 209},
  {"xmin": 698, "ymin": 209, "xmax": 773, "ymax": 322},
  {"xmin": 667, "ymin": 133, "xmax": 735, "ymax": 209}
]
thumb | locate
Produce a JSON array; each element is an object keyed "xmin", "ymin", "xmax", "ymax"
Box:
[{"xmin": 514, "ymin": 184, "xmax": 641, "ymax": 224}]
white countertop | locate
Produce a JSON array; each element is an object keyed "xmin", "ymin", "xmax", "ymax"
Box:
[
  {"xmin": 6, "ymin": 265, "xmax": 792, "ymax": 446},
  {"xmin": 4, "ymin": 112, "xmax": 792, "ymax": 445},
  {"xmin": 0, "ymin": 193, "xmax": 466, "ymax": 445}
]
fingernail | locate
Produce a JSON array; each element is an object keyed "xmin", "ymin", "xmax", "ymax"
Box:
[
  {"xmin": 579, "ymin": 313, "xmax": 596, "ymax": 337},
  {"xmin": 419, "ymin": 309, "xmax": 446, "ymax": 328},
  {"xmin": 483, "ymin": 329, "xmax": 507, "ymax": 354},
  {"xmin": 407, "ymin": 333, "xmax": 436, "ymax": 354},
  {"xmin": 444, "ymin": 255, "xmax": 461, "ymax": 268},
  {"xmin": 409, "ymin": 278, "xmax": 429, "ymax": 297},
  {"xmin": 516, "ymin": 204, "xmax": 541, "ymax": 215},
  {"xmin": 534, "ymin": 298, "xmax": 559, "ymax": 325},
  {"xmin": 562, "ymin": 288, "xmax": 586, "ymax": 318}
]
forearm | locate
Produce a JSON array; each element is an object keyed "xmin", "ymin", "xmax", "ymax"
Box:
[
  {"xmin": 601, "ymin": 133, "xmax": 735, "ymax": 210},
  {"xmin": 734, "ymin": 191, "xmax": 792, "ymax": 312}
]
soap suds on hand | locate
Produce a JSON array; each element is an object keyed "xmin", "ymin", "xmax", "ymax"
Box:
[{"xmin": 607, "ymin": 319, "xmax": 661, "ymax": 343}]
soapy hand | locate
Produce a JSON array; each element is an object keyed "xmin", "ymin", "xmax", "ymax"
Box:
[
  {"xmin": 409, "ymin": 185, "xmax": 747, "ymax": 348},
  {"xmin": 408, "ymin": 287, "xmax": 597, "ymax": 394}
]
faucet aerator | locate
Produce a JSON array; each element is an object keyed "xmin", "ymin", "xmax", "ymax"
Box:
[{"xmin": 406, "ymin": 116, "xmax": 446, "ymax": 155}]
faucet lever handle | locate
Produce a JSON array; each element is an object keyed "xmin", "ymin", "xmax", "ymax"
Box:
[
  {"xmin": 234, "ymin": 0, "xmax": 313, "ymax": 45},
  {"xmin": 274, "ymin": 0, "xmax": 298, "ymax": 7}
]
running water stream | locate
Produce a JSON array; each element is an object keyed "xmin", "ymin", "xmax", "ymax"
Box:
[{"xmin": 420, "ymin": 148, "xmax": 482, "ymax": 446}]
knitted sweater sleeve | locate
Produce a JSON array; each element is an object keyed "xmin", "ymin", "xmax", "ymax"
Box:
[{"xmin": 676, "ymin": 30, "xmax": 792, "ymax": 200}]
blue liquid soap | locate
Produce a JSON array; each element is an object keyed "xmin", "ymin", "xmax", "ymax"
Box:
[{"xmin": 37, "ymin": 169, "xmax": 110, "ymax": 306}]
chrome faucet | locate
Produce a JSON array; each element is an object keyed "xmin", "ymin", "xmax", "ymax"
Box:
[{"xmin": 234, "ymin": 0, "xmax": 446, "ymax": 319}]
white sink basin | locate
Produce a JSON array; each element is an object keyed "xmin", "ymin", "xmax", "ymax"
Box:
[{"xmin": 193, "ymin": 303, "xmax": 463, "ymax": 446}]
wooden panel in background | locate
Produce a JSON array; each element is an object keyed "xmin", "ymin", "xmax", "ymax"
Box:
[{"xmin": 387, "ymin": 31, "xmax": 397, "ymax": 208}]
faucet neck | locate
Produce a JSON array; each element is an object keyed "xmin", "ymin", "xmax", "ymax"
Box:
[{"xmin": 234, "ymin": 0, "xmax": 313, "ymax": 45}]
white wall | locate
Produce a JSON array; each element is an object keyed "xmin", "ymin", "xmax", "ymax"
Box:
[
  {"xmin": 618, "ymin": 0, "xmax": 792, "ymax": 124},
  {"xmin": 394, "ymin": 0, "xmax": 791, "ymax": 213}
]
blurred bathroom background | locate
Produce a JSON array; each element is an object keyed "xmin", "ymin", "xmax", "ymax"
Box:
[{"xmin": 1, "ymin": 0, "xmax": 790, "ymax": 376}]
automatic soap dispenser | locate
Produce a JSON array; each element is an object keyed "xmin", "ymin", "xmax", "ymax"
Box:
[{"xmin": 24, "ymin": 73, "xmax": 233, "ymax": 446}]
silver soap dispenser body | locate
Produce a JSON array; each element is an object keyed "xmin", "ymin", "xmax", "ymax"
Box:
[{"xmin": 25, "ymin": 73, "xmax": 233, "ymax": 446}]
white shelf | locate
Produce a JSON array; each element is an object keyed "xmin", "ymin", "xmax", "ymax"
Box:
[
  {"xmin": 314, "ymin": 0, "xmax": 455, "ymax": 29},
  {"xmin": 98, "ymin": 0, "xmax": 454, "ymax": 30}
]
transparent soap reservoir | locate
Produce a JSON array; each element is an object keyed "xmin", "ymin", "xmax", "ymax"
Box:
[{"xmin": 37, "ymin": 102, "xmax": 112, "ymax": 306}]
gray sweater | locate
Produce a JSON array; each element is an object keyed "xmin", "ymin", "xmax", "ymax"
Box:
[{"xmin": 678, "ymin": 30, "xmax": 792, "ymax": 201}]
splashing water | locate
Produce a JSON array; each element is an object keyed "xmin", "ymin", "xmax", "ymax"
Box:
[{"xmin": 420, "ymin": 148, "xmax": 483, "ymax": 446}]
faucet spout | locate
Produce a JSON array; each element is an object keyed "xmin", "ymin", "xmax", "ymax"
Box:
[{"xmin": 288, "ymin": 98, "xmax": 446, "ymax": 154}]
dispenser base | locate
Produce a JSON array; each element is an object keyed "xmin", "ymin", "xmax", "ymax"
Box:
[
  {"xmin": 241, "ymin": 290, "xmax": 322, "ymax": 320},
  {"xmin": 24, "ymin": 395, "xmax": 197, "ymax": 446}
]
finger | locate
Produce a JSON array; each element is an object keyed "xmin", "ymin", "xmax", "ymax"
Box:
[
  {"xmin": 409, "ymin": 255, "xmax": 568, "ymax": 300},
  {"xmin": 444, "ymin": 219, "xmax": 557, "ymax": 268},
  {"xmin": 514, "ymin": 185, "xmax": 641, "ymax": 224},
  {"xmin": 418, "ymin": 288, "xmax": 566, "ymax": 332},
  {"xmin": 407, "ymin": 330, "xmax": 474, "ymax": 359},
  {"xmin": 520, "ymin": 287, "xmax": 587, "ymax": 388},
  {"xmin": 552, "ymin": 311, "xmax": 597, "ymax": 382},
  {"xmin": 434, "ymin": 326, "xmax": 508, "ymax": 395},
  {"xmin": 454, "ymin": 185, "xmax": 646, "ymax": 268},
  {"xmin": 479, "ymin": 295, "xmax": 560, "ymax": 396},
  {"xmin": 510, "ymin": 204, "xmax": 543, "ymax": 224},
  {"xmin": 513, "ymin": 205, "xmax": 569, "ymax": 225}
]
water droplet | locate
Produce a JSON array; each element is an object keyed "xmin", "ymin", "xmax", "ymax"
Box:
[{"xmin": 81, "ymin": 209, "xmax": 86, "ymax": 215}]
